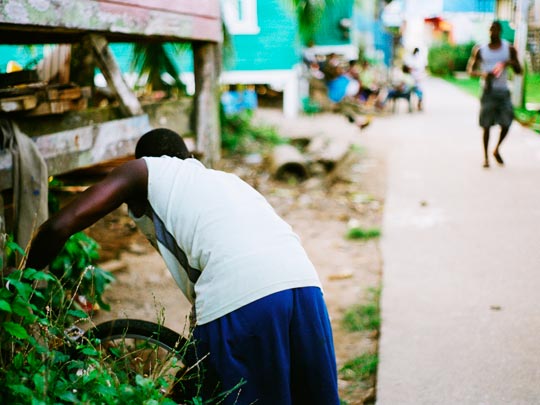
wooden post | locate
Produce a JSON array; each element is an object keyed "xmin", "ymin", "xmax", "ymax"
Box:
[
  {"xmin": 0, "ymin": 194, "xmax": 4, "ymax": 272},
  {"xmin": 512, "ymin": 0, "xmax": 530, "ymax": 107},
  {"xmin": 193, "ymin": 42, "xmax": 221, "ymax": 167},
  {"xmin": 89, "ymin": 34, "xmax": 143, "ymax": 117},
  {"xmin": 71, "ymin": 35, "xmax": 97, "ymax": 106}
]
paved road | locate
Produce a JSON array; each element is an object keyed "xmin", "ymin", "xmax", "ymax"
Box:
[{"xmin": 362, "ymin": 77, "xmax": 540, "ymax": 404}]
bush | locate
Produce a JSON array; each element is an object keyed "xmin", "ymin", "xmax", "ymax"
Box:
[
  {"xmin": 48, "ymin": 232, "xmax": 114, "ymax": 312},
  {"xmin": 220, "ymin": 108, "xmax": 287, "ymax": 154},
  {"xmin": 0, "ymin": 237, "xmax": 211, "ymax": 404},
  {"xmin": 0, "ymin": 268, "xmax": 187, "ymax": 404},
  {"xmin": 428, "ymin": 41, "xmax": 475, "ymax": 76}
]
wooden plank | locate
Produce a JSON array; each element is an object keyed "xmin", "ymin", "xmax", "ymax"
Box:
[
  {"xmin": 0, "ymin": 82, "xmax": 47, "ymax": 98},
  {"xmin": 0, "ymin": 0, "xmax": 222, "ymax": 43},
  {"xmin": 46, "ymin": 87, "xmax": 82, "ymax": 101},
  {"xmin": 0, "ymin": 95, "xmax": 38, "ymax": 112},
  {"xmin": 0, "ymin": 115, "xmax": 152, "ymax": 191},
  {"xmin": 0, "ymin": 70, "xmax": 39, "ymax": 87},
  {"xmin": 26, "ymin": 98, "xmax": 88, "ymax": 116},
  {"xmin": 193, "ymin": 42, "xmax": 221, "ymax": 168},
  {"xmin": 99, "ymin": 0, "xmax": 220, "ymax": 18},
  {"xmin": 89, "ymin": 34, "xmax": 143, "ymax": 117}
]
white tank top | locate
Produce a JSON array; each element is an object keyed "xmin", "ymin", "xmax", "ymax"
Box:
[
  {"xmin": 136, "ymin": 156, "xmax": 322, "ymax": 325},
  {"xmin": 480, "ymin": 40, "xmax": 510, "ymax": 90}
]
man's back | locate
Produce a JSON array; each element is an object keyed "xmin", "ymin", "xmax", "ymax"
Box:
[{"xmin": 142, "ymin": 156, "xmax": 321, "ymax": 324}]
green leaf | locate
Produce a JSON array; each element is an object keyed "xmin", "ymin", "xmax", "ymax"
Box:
[
  {"xmin": 12, "ymin": 352, "xmax": 24, "ymax": 368},
  {"xmin": 0, "ymin": 288, "xmax": 12, "ymax": 299},
  {"xmin": 79, "ymin": 347, "xmax": 99, "ymax": 357},
  {"xmin": 52, "ymin": 350, "xmax": 70, "ymax": 364},
  {"xmin": 136, "ymin": 374, "xmax": 148, "ymax": 386},
  {"xmin": 12, "ymin": 297, "xmax": 37, "ymax": 322},
  {"xmin": 58, "ymin": 390, "xmax": 79, "ymax": 402},
  {"xmin": 67, "ymin": 309, "xmax": 89, "ymax": 319},
  {"xmin": 2, "ymin": 322, "xmax": 29, "ymax": 339},
  {"xmin": 22, "ymin": 268, "xmax": 38, "ymax": 279},
  {"xmin": 7, "ymin": 279, "xmax": 33, "ymax": 300},
  {"xmin": 96, "ymin": 383, "xmax": 116, "ymax": 397},
  {"xmin": 32, "ymin": 373, "xmax": 45, "ymax": 392},
  {"xmin": 0, "ymin": 300, "xmax": 12, "ymax": 313},
  {"xmin": 82, "ymin": 368, "xmax": 99, "ymax": 383},
  {"xmin": 27, "ymin": 270, "xmax": 55, "ymax": 282},
  {"xmin": 109, "ymin": 346, "xmax": 122, "ymax": 358},
  {"xmin": 8, "ymin": 383, "xmax": 34, "ymax": 397},
  {"xmin": 6, "ymin": 239, "xmax": 25, "ymax": 256}
]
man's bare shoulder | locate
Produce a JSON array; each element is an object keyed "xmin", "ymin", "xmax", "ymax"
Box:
[{"xmin": 471, "ymin": 44, "xmax": 482, "ymax": 57}]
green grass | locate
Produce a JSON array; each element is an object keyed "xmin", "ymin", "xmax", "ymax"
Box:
[
  {"xmin": 340, "ymin": 353, "xmax": 379, "ymax": 381},
  {"xmin": 346, "ymin": 227, "xmax": 381, "ymax": 240},
  {"xmin": 443, "ymin": 75, "xmax": 481, "ymax": 98},
  {"xmin": 525, "ymin": 72, "xmax": 540, "ymax": 104},
  {"xmin": 342, "ymin": 303, "xmax": 380, "ymax": 332},
  {"xmin": 342, "ymin": 287, "xmax": 381, "ymax": 332}
]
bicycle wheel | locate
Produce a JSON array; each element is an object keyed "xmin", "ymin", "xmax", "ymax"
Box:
[{"xmin": 85, "ymin": 319, "xmax": 198, "ymax": 400}]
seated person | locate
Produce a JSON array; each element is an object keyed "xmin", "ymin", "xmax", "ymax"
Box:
[{"xmin": 381, "ymin": 65, "xmax": 415, "ymax": 112}]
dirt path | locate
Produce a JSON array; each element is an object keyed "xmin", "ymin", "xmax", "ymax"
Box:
[{"xmin": 87, "ymin": 110, "xmax": 387, "ymax": 404}]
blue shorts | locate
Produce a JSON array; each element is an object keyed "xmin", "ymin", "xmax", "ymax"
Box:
[{"xmin": 192, "ymin": 287, "xmax": 339, "ymax": 405}]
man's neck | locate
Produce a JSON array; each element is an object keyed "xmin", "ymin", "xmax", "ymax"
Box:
[{"xmin": 489, "ymin": 38, "xmax": 502, "ymax": 49}]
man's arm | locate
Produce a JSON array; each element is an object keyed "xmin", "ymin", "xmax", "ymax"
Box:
[
  {"xmin": 26, "ymin": 159, "xmax": 148, "ymax": 270},
  {"xmin": 507, "ymin": 45, "xmax": 522, "ymax": 74},
  {"xmin": 467, "ymin": 45, "xmax": 483, "ymax": 78}
]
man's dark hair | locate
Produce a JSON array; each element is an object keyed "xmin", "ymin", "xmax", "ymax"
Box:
[{"xmin": 135, "ymin": 128, "xmax": 191, "ymax": 159}]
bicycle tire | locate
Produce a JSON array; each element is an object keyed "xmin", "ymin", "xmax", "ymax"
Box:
[
  {"xmin": 86, "ymin": 318, "xmax": 188, "ymax": 352},
  {"xmin": 85, "ymin": 319, "xmax": 198, "ymax": 400}
]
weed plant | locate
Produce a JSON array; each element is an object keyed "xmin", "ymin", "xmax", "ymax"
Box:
[
  {"xmin": 0, "ymin": 266, "xmax": 190, "ymax": 404},
  {"xmin": 340, "ymin": 353, "xmax": 378, "ymax": 381},
  {"xmin": 342, "ymin": 288, "xmax": 381, "ymax": 332},
  {"xmin": 220, "ymin": 108, "xmax": 287, "ymax": 154},
  {"xmin": 339, "ymin": 288, "xmax": 381, "ymax": 399},
  {"xmin": 0, "ymin": 239, "xmax": 213, "ymax": 404},
  {"xmin": 48, "ymin": 231, "xmax": 114, "ymax": 312}
]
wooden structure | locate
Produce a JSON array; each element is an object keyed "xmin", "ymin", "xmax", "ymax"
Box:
[
  {"xmin": 0, "ymin": 0, "xmax": 223, "ymax": 170},
  {"xmin": 0, "ymin": 0, "xmax": 222, "ymax": 258}
]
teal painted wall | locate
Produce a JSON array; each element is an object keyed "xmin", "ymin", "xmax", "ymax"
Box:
[
  {"xmin": 228, "ymin": 0, "xmax": 354, "ymax": 71},
  {"xmin": 228, "ymin": 0, "xmax": 299, "ymax": 71},
  {"xmin": 313, "ymin": 0, "xmax": 354, "ymax": 46},
  {"xmin": 0, "ymin": 45, "xmax": 44, "ymax": 73},
  {"xmin": 442, "ymin": 0, "xmax": 495, "ymax": 13}
]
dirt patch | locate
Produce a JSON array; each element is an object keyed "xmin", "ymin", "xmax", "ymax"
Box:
[{"xmin": 81, "ymin": 111, "xmax": 386, "ymax": 404}]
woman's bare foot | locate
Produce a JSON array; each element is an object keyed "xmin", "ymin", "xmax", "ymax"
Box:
[{"xmin": 493, "ymin": 150, "xmax": 504, "ymax": 165}]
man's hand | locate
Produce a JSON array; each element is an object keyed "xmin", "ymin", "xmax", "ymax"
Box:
[{"xmin": 492, "ymin": 62, "xmax": 505, "ymax": 78}]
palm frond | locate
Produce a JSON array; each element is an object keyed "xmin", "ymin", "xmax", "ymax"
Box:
[
  {"xmin": 131, "ymin": 43, "xmax": 188, "ymax": 93},
  {"xmin": 282, "ymin": 0, "xmax": 332, "ymax": 44}
]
